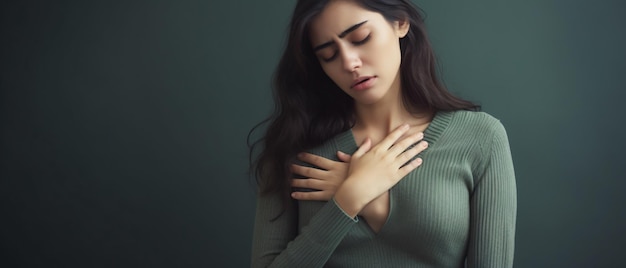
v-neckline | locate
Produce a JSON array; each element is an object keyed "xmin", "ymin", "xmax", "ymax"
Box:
[
  {"xmin": 331, "ymin": 110, "xmax": 454, "ymax": 237},
  {"xmin": 341, "ymin": 111, "xmax": 451, "ymax": 150},
  {"xmin": 359, "ymin": 192, "xmax": 393, "ymax": 236}
]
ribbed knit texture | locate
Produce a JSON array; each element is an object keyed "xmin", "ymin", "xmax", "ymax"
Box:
[{"xmin": 251, "ymin": 110, "xmax": 517, "ymax": 268}]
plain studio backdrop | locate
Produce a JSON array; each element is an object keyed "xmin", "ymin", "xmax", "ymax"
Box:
[{"xmin": 1, "ymin": 0, "xmax": 624, "ymax": 267}]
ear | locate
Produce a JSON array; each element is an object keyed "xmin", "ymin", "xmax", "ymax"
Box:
[{"xmin": 395, "ymin": 19, "xmax": 410, "ymax": 38}]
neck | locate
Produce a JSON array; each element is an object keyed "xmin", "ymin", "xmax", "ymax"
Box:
[{"xmin": 353, "ymin": 83, "xmax": 432, "ymax": 136}]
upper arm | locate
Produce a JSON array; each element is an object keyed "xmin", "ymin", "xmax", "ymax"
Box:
[{"xmin": 466, "ymin": 121, "xmax": 517, "ymax": 267}]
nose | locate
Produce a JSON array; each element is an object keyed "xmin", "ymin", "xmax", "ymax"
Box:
[{"xmin": 340, "ymin": 46, "xmax": 361, "ymax": 72}]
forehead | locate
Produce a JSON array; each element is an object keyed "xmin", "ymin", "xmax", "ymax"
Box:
[{"xmin": 309, "ymin": 1, "xmax": 384, "ymax": 42}]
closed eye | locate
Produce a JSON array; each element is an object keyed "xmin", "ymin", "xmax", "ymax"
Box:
[
  {"xmin": 353, "ymin": 34, "xmax": 371, "ymax": 45},
  {"xmin": 321, "ymin": 35, "xmax": 371, "ymax": 62},
  {"xmin": 322, "ymin": 52, "xmax": 338, "ymax": 62}
]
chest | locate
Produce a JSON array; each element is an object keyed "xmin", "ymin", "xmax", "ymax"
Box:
[{"xmin": 297, "ymin": 148, "xmax": 476, "ymax": 251}]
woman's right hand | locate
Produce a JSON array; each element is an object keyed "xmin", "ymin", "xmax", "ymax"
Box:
[{"xmin": 334, "ymin": 124, "xmax": 428, "ymax": 217}]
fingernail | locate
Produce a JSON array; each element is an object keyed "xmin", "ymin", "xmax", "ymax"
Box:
[
  {"xmin": 423, "ymin": 141, "xmax": 429, "ymax": 148},
  {"xmin": 417, "ymin": 132, "xmax": 424, "ymax": 139}
]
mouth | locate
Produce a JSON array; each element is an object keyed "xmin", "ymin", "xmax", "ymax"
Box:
[{"xmin": 351, "ymin": 76, "xmax": 376, "ymax": 88}]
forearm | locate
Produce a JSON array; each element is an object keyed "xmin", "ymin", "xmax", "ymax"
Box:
[{"xmin": 251, "ymin": 193, "xmax": 357, "ymax": 268}]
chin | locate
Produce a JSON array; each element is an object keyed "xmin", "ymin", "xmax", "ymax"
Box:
[{"xmin": 352, "ymin": 91, "xmax": 387, "ymax": 105}]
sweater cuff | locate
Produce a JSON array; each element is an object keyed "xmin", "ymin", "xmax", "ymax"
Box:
[{"xmin": 332, "ymin": 198, "xmax": 359, "ymax": 222}]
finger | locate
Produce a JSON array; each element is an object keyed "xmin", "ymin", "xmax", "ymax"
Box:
[
  {"xmin": 352, "ymin": 137, "xmax": 372, "ymax": 158},
  {"xmin": 376, "ymin": 124, "xmax": 410, "ymax": 151},
  {"xmin": 398, "ymin": 157, "xmax": 423, "ymax": 177},
  {"xmin": 291, "ymin": 178, "xmax": 328, "ymax": 190},
  {"xmin": 389, "ymin": 132, "xmax": 426, "ymax": 156},
  {"xmin": 291, "ymin": 190, "xmax": 333, "ymax": 201},
  {"xmin": 396, "ymin": 140, "xmax": 428, "ymax": 166},
  {"xmin": 298, "ymin": 152, "xmax": 335, "ymax": 169},
  {"xmin": 337, "ymin": 151, "xmax": 351, "ymax": 163},
  {"xmin": 291, "ymin": 164, "xmax": 326, "ymax": 179}
]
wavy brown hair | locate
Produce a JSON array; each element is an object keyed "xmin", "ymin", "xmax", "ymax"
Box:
[{"xmin": 249, "ymin": 0, "xmax": 479, "ymax": 208}]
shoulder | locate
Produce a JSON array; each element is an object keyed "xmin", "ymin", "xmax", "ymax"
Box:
[
  {"xmin": 444, "ymin": 110, "xmax": 513, "ymax": 178},
  {"xmin": 441, "ymin": 110, "xmax": 511, "ymax": 159},
  {"xmin": 449, "ymin": 110, "xmax": 503, "ymax": 128},
  {"xmin": 305, "ymin": 130, "xmax": 354, "ymax": 161},
  {"xmin": 446, "ymin": 110, "xmax": 508, "ymax": 139},
  {"xmin": 450, "ymin": 110, "xmax": 513, "ymax": 155}
]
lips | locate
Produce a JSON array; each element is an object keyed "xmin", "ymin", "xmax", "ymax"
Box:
[
  {"xmin": 351, "ymin": 76, "xmax": 374, "ymax": 88},
  {"xmin": 350, "ymin": 76, "xmax": 377, "ymax": 91}
]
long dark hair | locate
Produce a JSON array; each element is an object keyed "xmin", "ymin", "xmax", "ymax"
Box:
[{"xmin": 248, "ymin": 0, "xmax": 479, "ymax": 205}]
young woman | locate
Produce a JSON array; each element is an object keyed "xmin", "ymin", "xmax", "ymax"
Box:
[{"xmin": 249, "ymin": 0, "xmax": 516, "ymax": 267}]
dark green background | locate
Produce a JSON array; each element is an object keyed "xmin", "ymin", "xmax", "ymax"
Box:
[{"xmin": 1, "ymin": 0, "xmax": 624, "ymax": 267}]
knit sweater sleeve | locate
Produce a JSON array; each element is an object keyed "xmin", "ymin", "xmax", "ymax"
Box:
[
  {"xmin": 250, "ymin": 190, "xmax": 358, "ymax": 268},
  {"xmin": 466, "ymin": 120, "xmax": 517, "ymax": 267}
]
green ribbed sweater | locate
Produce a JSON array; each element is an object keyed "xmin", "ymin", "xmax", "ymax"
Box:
[{"xmin": 251, "ymin": 110, "xmax": 517, "ymax": 267}]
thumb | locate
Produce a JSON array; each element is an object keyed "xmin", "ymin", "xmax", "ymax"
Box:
[{"xmin": 337, "ymin": 151, "xmax": 352, "ymax": 162}]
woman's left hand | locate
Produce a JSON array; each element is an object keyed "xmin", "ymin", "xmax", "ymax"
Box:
[{"xmin": 290, "ymin": 151, "xmax": 352, "ymax": 201}]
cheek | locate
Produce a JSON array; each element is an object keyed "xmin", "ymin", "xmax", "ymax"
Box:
[
  {"xmin": 320, "ymin": 63, "xmax": 345, "ymax": 88},
  {"xmin": 372, "ymin": 37, "xmax": 402, "ymax": 68}
]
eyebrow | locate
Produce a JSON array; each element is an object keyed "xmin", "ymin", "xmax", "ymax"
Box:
[{"xmin": 313, "ymin": 20, "xmax": 368, "ymax": 52}]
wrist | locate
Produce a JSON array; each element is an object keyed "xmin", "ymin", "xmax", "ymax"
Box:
[{"xmin": 334, "ymin": 181, "xmax": 365, "ymax": 218}]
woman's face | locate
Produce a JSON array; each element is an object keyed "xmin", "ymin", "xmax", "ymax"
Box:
[{"xmin": 309, "ymin": 0, "xmax": 409, "ymax": 105}]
